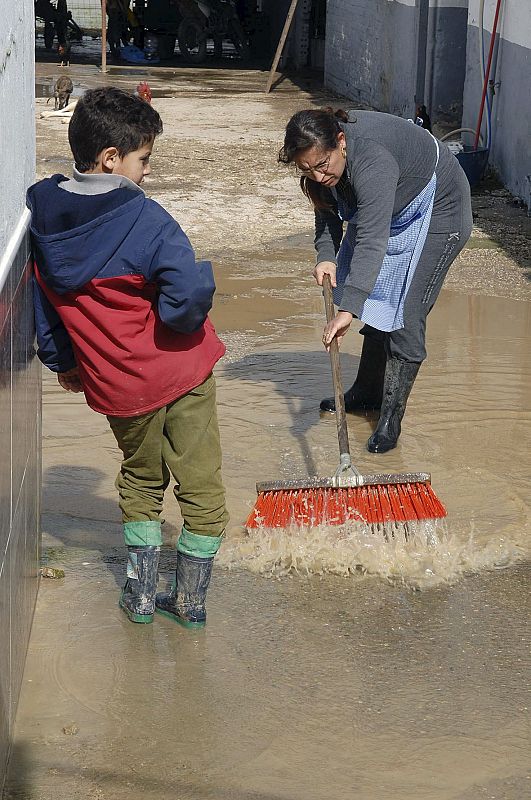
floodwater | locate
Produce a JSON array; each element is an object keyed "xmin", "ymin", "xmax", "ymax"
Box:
[
  {"xmin": 6, "ymin": 72, "xmax": 530, "ymax": 799},
  {"xmin": 208, "ymin": 240, "xmax": 531, "ymax": 588},
  {"xmin": 6, "ymin": 268, "xmax": 530, "ymax": 799}
]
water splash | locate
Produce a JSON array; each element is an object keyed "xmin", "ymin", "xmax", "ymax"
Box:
[{"xmin": 218, "ymin": 519, "xmax": 524, "ymax": 589}]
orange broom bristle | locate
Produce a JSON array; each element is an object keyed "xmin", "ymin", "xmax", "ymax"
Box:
[{"xmin": 246, "ymin": 483, "xmax": 447, "ymax": 529}]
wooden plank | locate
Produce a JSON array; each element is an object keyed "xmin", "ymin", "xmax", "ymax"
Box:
[{"xmin": 265, "ymin": 0, "xmax": 300, "ymax": 94}]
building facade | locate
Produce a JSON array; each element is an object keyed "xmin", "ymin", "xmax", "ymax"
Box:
[
  {"xmin": 324, "ymin": 0, "xmax": 469, "ymax": 119},
  {"xmin": 462, "ymin": 0, "xmax": 531, "ymax": 201},
  {"xmin": 323, "ymin": 0, "xmax": 531, "ymax": 203}
]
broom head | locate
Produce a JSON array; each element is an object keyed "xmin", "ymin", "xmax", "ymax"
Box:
[{"xmin": 246, "ymin": 473, "xmax": 446, "ymax": 529}]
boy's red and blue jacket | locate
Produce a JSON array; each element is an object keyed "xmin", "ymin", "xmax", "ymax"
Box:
[{"xmin": 27, "ymin": 175, "xmax": 225, "ymax": 417}]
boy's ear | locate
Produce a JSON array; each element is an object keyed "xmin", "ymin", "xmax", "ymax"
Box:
[{"xmin": 100, "ymin": 147, "xmax": 121, "ymax": 172}]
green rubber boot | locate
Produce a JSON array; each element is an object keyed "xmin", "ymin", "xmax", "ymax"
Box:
[
  {"xmin": 119, "ymin": 546, "xmax": 160, "ymax": 624},
  {"xmin": 155, "ymin": 552, "xmax": 213, "ymax": 629},
  {"xmin": 155, "ymin": 528, "xmax": 222, "ymax": 629}
]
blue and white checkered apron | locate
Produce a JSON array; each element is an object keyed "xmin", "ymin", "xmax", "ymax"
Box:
[{"xmin": 333, "ymin": 138, "xmax": 440, "ymax": 332}]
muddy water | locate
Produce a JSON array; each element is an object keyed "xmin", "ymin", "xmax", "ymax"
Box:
[
  {"xmin": 5, "ymin": 556, "xmax": 530, "ymax": 800},
  {"xmin": 210, "ymin": 259, "xmax": 531, "ymax": 589},
  {"xmin": 8, "ymin": 72, "xmax": 530, "ymax": 799},
  {"xmin": 7, "ymin": 260, "xmax": 529, "ymax": 800}
]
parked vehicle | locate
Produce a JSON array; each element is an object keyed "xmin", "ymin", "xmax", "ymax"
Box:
[{"xmin": 176, "ymin": 0, "xmax": 249, "ymax": 63}]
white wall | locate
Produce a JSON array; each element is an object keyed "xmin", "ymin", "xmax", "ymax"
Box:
[
  {"xmin": 0, "ymin": 0, "xmax": 40, "ymax": 787},
  {"xmin": 0, "ymin": 2, "xmax": 35, "ymax": 261},
  {"xmin": 463, "ymin": 0, "xmax": 531, "ymax": 200}
]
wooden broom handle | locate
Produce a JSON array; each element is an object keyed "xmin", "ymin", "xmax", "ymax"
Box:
[{"xmin": 323, "ymin": 275, "xmax": 351, "ymax": 459}]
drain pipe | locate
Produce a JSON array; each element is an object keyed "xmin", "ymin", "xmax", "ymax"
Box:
[{"xmin": 414, "ymin": 0, "xmax": 430, "ymax": 112}]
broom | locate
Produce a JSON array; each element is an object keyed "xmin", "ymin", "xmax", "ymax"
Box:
[{"xmin": 246, "ymin": 275, "xmax": 447, "ymax": 531}]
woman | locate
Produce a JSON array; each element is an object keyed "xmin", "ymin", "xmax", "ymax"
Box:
[{"xmin": 279, "ymin": 108, "xmax": 473, "ymax": 453}]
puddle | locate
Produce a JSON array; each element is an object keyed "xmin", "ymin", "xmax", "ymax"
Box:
[
  {"xmin": 12, "ymin": 75, "xmax": 530, "ymax": 800},
  {"xmin": 35, "ymin": 78, "xmax": 84, "ymax": 99},
  {"xmin": 214, "ymin": 286, "xmax": 531, "ymax": 588}
]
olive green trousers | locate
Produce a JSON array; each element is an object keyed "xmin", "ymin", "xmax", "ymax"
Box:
[{"xmin": 107, "ymin": 374, "xmax": 228, "ymax": 549}]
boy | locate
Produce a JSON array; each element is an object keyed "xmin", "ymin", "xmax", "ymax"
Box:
[{"xmin": 27, "ymin": 87, "xmax": 229, "ymax": 627}]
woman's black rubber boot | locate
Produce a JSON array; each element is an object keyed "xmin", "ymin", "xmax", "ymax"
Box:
[
  {"xmin": 155, "ymin": 552, "xmax": 214, "ymax": 629},
  {"xmin": 367, "ymin": 358, "xmax": 421, "ymax": 453},
  {"xmin": 119, "ymin": 546, "xmax": 160, "ymax": 624},
  {"xmin": 320, "ymin": 330, "xmax": 387, "ymax": 413}
]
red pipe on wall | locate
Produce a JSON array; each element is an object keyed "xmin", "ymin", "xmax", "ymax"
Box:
[{"xmin": 474, "ymin": 0, "xmax": 503, "ymax": 150}]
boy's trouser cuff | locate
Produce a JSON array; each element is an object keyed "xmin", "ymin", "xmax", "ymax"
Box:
[
  {"xmin": 177, "ymin": 527, "xmax": 223, "ymax": 559},
  {"xmin": 123, "ymin": 521, "xmax": 163, "ymax": 547}
]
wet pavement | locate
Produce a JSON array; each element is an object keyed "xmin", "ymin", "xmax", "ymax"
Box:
[{"xmin": 4, "ymin": 65, "xmax": 530, "ymax": 799}]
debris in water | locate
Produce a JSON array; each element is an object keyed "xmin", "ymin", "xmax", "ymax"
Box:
[{"xmin": 40, "ymin": 567, "xmax": 65, "ymax": 579}]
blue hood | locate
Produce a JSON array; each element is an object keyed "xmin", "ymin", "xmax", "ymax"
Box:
[{"xmin": 27, "ymin": 175, "xmax": 145, "ymax": 294}]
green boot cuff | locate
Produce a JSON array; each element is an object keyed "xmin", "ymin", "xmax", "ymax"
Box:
[
  {"xmin": 123, "ymin": 521, "xmax": 163, "ymax": 547},
  {"xmin": 177, "ymin": 527, "xmax": 223, "ymax": 558}
]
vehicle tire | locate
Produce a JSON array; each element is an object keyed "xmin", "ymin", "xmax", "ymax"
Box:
[
  {"xmin": 178, "ymin": 18, "xmax": 207, "ymax": 63},
  {"xmin": 228, "ymin": 18, "xmax": 249, "ymax": 60},
  {"xmin": 44, "ymin": 22, "xmax": 55, "ymax": 50}
]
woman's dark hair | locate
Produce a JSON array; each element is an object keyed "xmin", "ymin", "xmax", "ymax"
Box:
[
  {"xmin": 68, "ymin": 87, "xmax": 163, "ymax": 172},
  {"xmin": 279, "ymin": 108, "xmax": 350, "ymax": 210}
]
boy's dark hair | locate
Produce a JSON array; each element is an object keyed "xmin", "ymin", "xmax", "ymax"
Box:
[{"xmin": 68, "ymin": 87, "xmax": 163, "ymax": 172}]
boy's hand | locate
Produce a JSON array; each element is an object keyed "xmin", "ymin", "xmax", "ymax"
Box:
[{"xmin": 57, "ymin": 367, "xmax": 83, "ymax": 393}]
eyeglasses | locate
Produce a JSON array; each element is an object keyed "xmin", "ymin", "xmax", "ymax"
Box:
[{"xmin": 294, "ymin": 152, "xmax": 332, "ymax": 177}]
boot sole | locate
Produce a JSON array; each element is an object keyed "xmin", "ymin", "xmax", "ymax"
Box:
[
  {"xmin": 367, "ymin": 440, "xmax": 397, "ymax": 453},
  {"xmin": 119, "ymin": 599, "xmax": 154, "ymax": 624},
  {"xmin": 155, "ymin": 606, "xmax": 206, "ymax": 629}
]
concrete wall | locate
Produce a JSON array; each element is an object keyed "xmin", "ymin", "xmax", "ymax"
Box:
[
  {"xmin": 324, "ymin": 0, "xmax": 468, "ymax": 123},
  {"xmin": 0, "ymin": 0, "xmax": 40, "ymax": 788},
  {"xmin": 462, "ymin": 0, "xmax": 531, "ymax": 202},
  {"xmin": 425, "ymin": 0, "xmax": 469, "ymax": 120},
  {"xmin": 324, "ymin": 0, "xmax": 420, "ymax": 116}
]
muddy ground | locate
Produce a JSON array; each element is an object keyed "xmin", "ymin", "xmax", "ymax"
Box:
[{"xmin": 4, "ymin": 64, "xmax": 530, "ymax": 799}]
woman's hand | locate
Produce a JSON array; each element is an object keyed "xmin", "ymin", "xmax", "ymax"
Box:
[
  {"xmin": 322, "ymin": 311, "xmax": 353, "ymax": 351},
  {"xmin": 313, "ymin": 261, "xmax": 337, "ymax": 288},
  {"xmin": 57, "ymin": 367, "xmax": 83, "ymax": 393}
]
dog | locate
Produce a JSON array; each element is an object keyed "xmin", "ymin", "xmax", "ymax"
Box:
[{"xmin": 47, "ymin": 75, "xmax": 73, "ymax": 110}]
